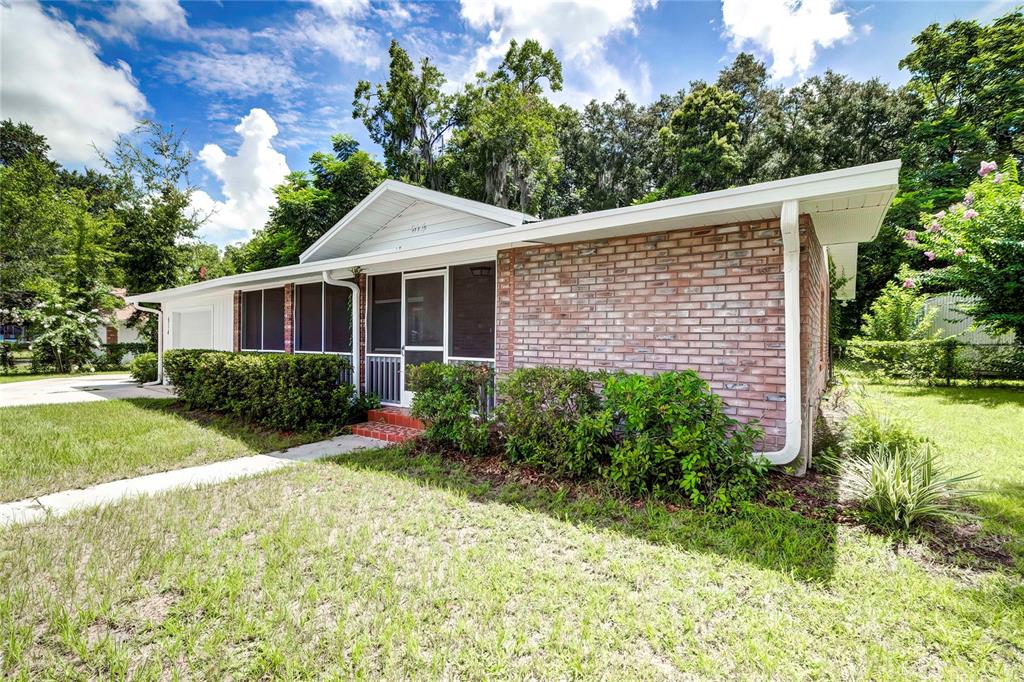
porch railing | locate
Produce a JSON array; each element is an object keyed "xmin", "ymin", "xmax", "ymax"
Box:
[
  {"xmin": 337, "ymin": 352, "xmax": 354, "ymax": 386},
  {"xmin": 366, "ymin": 353, "xmax": 401, "ymax": 404}
]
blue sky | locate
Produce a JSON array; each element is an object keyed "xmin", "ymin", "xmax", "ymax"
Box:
[{"xmin": 0, "ymin": 1, "xmax": 1013, "ymax": 245}]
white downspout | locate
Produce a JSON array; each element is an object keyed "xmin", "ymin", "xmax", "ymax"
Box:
[
  {"xmin": 757, "ymin": 199, "xmax": 802, "ymax": 466},
  {"xmin": 133, "ymin": 303, "xmax": 164, "ymax": 386},
  {"xmin": 322, "ymin": 272, "xmax": 361, "ymax": 395}
]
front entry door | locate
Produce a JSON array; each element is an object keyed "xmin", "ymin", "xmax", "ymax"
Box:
[{"xmin": 400, "ymin": 271, "xmax": 446, "ymax": 406}]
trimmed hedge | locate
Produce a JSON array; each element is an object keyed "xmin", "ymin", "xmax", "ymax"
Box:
[
  {"xmin": 98, "ymin": 341, "xmax": 152, "ymax": 369},
  {"xmin": 164, "ymin": 349, "xmax": 365, "ymax": 432},
  {"xmin": 846, "ymin": 338, "xmax": 1024, "ymax": 384}
]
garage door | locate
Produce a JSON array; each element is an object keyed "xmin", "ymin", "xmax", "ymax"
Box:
[{"xmin": 173, "ymin": 309, "xmax": 214, "ymax": 349}]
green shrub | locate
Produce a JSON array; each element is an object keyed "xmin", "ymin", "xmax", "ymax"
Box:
[
  {"xmin": 846, "ymin": 337, "xmax": 959, "ymax": 384},
  {"xmin": 408, "ymin": 362, "xmax": 492, "ymax": 455},
  {"xmin": 495, "ymin": 366, "xmax": 610, "ymax": 477},
  {"xmin": 99, "ymin": 342, "xmax": 152, "ymax": 369},
  {"xmin": 846, "ymin": 445, "xmax": 977, "ymax": 532},
  {"xmin": 164, "ymin": 349, "xmax": 358, "ymax": 432},
  {"xmin": 847, "ymin": 402, "xmax": 925, "ymax": 459},
  {"xmin": 129, "ymin": 352, "xmax": 157, "ymax": 383},
  {"xmin": 602, "ymin": 371, "xmax": 765, "ymax": 510},
  {"xmin": 0, "ymin": 342, "xmax": 16, "ymax": 373}
]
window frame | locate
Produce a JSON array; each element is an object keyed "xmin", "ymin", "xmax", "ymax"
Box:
[
  {"xmin": 292, "ymin": 280, "xmax": 353, "ymax": 355},
  {"xmin": 240, "ymin": 286, "xmax": 286, "ymax": 353}
]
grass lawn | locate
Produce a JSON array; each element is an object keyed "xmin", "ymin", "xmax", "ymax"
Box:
[
  {"xmin": 0, "ymin": 370, "xmax": 128, "ymax": 385},
  {"xmin": 0, "ymin": 399, "xmax": 323, "ymax": 502},
  {"xmin": 1, "ymin": 445, "xmax": 1022, "ymax": 679},
  {"xmin": 847, "ymin": 375, "xmax": 1024, "ymax": 568}
]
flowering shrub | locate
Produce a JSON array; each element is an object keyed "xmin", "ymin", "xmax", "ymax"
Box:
[
  {"xmin": 17, "ymin": 291, "xmax": 110, "ymax": 373},
  {"xmin": 909, "ymin": 159, "xmax": 1024, "ymax": 343}
]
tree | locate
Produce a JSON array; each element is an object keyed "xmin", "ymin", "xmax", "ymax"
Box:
[
  {"xmin": 100, "ymin": 121, "xmax": 202, "ymax": 297},
  {"xmin": 857, "ymin": 275, "xmax": 936, "ymax": 342},
  {"xmin": 911, "ymin": 159, "xmax": 1024, "ymax": 343},
  {"xmin": 228, "ymin": 135, "xmax": 386, "ymax": 272},
  {"xmin": 353, "ymin": 41, "xmax": 455, "ymax": 190},
  {"xmin": 176, "ymin": 242, "xmax": 235, "ymax": 285},
  {"xmin": 0, "ymin": 119, "xmax": 53, "ymax": 168},
  {"xmin": 446, "ymin": 39, "xmax": 564, "ymax": 214},
  {"xmin": 653, "ymin": 84, "xmax": 742, "ymax": 198}
]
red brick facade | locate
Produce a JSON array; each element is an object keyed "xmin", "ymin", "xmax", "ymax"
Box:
[
  {"xmin": 232, "ymin": 290, "xmax": 241, "ymax": 352},
  {"xmin": 495, "ymin": 215, "xmax": 829, "ymax": 456},
  {"xmin": 105, "ymin": 326, "xmax": 118, "ymax": 345},
  {"xmin": 283, "ymin": 283, "xmax": 295, "ymax": 353}
]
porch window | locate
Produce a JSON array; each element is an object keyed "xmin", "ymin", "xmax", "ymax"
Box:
[
  {"xmin": 369, "ymin": 273, "xmax": 401, "ymax": 353},
  {"xmin": 241, "ymin": 287, "xmax": 285, "ymax": 351},
  {"xmin": 295, "ymin": 282, "xmax": 353, "ymax": 353},
  {"xmin": 448, "ymin": 261, "xmax": 495, "ymax": 359}
]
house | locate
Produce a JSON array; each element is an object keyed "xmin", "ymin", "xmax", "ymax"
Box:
[
  {"xmin": 97, "ymin": 289, "xmax": 145, "ymax": 348},
  {"xmin": 126, "ymin": 160, "xmax": 901, "ymax": 472}
]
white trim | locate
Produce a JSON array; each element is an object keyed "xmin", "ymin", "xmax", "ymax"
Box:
[
  {"xmin": 321, "ymin": 273, "xmax": 361, "ymax": 395},
  {"xmin": 129, "ymin": 161, "xmax": 900, "ymax": 305},
  {"xmin": 756, "ymin": 199, "xmax": 802, "ymax": 467},
  {"xmin": 400, "ymin": 269, "xmax": 447, "ymax": 407},
  {"xmin": 447, "ymin": 356, "xmax": 495, "ymax": 363}
]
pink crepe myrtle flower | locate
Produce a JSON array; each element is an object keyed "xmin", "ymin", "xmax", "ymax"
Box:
[
  {"xmin": 964, "ymin": 209, "xmax": 979, "ymax": 219},
  {"xmin": 934, "ymin": 210, "xmax": 946, "ymax": 219},
  {"xmin": 924, "ymin": 251, "xmax": 936, "ymax": 261},
  {"xmin": 902, "ymin": 278, "xmax": 916, "ymax": 289},
  {"xmin": 904, "ymin": 230, "xmax": 918, "ymax": 242},
  {"xmin": 979, "ymin": 160, "xmax": 998, "ymax": 177},
  {"xmin": 928, "ymin": 222, "xmax": 943, "ymax": 233},
  {"xmin": 963, "ymin": 192, "xmax": 974, "ymax": 206},
  {"xmin": 993, "ymin": 172, "xmax": 1004, "ymax": 184},
  {"xmin": 954, "ymin": 247, "xmax": 966, "ymax": 257}
]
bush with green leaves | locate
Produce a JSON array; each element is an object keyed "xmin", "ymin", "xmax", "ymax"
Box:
[
  {"xmin": 857, "ymin": 276, "xmax": 937, "ymax": 342},
  {"xmin": 164, "ymin": 349, "xmax": 358, "ymax": 432},
  {"xmin": 846, "ymin": 444, "xmax": 977, "ymax": 532},
  {"xmin": 408, "ymin": 362, "xmax": 492, "ymax": 455},
  {"xmin": 846, "ymin": 337, "xmax": 959, "ymax": 383},
  {"xmin": 602, "ymin": 371, "xmax": 766, "ymax": 510},
  {"xmin": 18, "ymin": 291, "xmax": 110, "ymax": 373},
  {"xmin": 99, "ymin": 342, "xmax": 151, "ymax": 369},
  {"xmin": 129, "ymin": 352, "xmax": 157, "ymax": 383},
  {"xmin": 495, "ymin": 366, "xmax": 610, "ymax": 477},
  {"xmin": 847, "ymin": 401, "xmax": 926, "ymax": 459}
]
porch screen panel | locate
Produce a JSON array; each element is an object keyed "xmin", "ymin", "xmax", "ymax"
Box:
[
  {"xmin": 404, "ymin": 276, "xmax": 444, "ymax": 347},
  {"xmin": 262, "ymin": 287, "xmax": 285, "ymax": 351},
  {"xmin": 296, "ymin": 283, "xmax": 323, "ymax": 352},
  {"xmin": 370, "ymin": 274, "xmax": 401, "ymax": 353},
  {"xmin": 449, "ymin": 262, "xmax": 495, "ymax": 358},
  {"xmin": 324, "ymin": 284, "xmax": 352, "ymax": 353},
  {"xmin": 242, "ymin": 291, "xmax": 262, "ymax": 350}
]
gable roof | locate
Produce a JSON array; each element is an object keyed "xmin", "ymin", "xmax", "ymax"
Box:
[{"xmin": 299, "ymin": 179, "xmax": 536, "ymax": 263}]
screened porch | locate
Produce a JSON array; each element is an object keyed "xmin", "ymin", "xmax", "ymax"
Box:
[{"xmin": 365, "ymin": 261, "xmax": 496, "ymax": 408}]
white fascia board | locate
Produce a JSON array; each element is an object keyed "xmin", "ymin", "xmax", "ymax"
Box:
[
  {"xmin": 128, "ymin": 161, "xmax": 901, "ymax": 304},
  {"xmin": 298, "ymin": 179, "xmax": 535, "ymax": 264}
]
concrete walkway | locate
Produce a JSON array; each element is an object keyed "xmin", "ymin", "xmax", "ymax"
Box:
[
  {"xmin": 0, "ymin": 434, "xmax": 382, "ymax": 527},
  {"xmin": 0, "ymin": 373, "xmax": 175, "ymax": 408}
]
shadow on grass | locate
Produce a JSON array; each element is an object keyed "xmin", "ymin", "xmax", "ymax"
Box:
[
  {"xmin": 127, "ymin": 398, "xmax": 328, "ymax": 454},
  {"xmin": 860, "ymin": 383, "xmax": 1024, "ymax": 409},
  {"xmin": 322, "ymin": 446, "xmax": 841, "ymax": 584}
]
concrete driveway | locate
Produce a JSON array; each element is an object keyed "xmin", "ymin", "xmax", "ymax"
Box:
[{"xmin": 0, "ymin": 373, "xmax": 175, "ymax": 408}]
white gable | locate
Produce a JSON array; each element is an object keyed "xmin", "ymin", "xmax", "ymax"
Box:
[
  {"xmin": 300, "ymin": 180, "xmax": 531, "ymax": 263},
  {"xmin": 349, "ymin": 200, "xmax": 509, "ymax": 256}
]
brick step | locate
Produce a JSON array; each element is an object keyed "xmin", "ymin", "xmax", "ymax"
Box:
[
  {"xmin": 351, "ymin": 421, "xmax": 423, "ymax": 444},
  {"xmin": 367, "ymin": 407, "xmax": 425, "ymax": 430}
]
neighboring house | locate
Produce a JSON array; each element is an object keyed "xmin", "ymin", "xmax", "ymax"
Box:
[
  {"xmin": 97, "ymin": 289, "xmax": 144, "ymax": 347},
  {"xmin": 127, "ymin": 161, "xmax": 901, "ymax": 472},
  {"xmin": 924, "ymin": 294, "xmax": 1016, "ymax": 345}
]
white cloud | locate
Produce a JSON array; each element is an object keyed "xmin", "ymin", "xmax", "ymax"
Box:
[
  {"xmin": 457, "ymin": 0, "xmax": 657, "ymax": 105},
  {"xmin": 191, "ymin": 109, "xmax": 291, "ymax": 245},
  {"xmin": 290, "ymin": 0, "xmax": 382, "ymax": 69},
  {"xmin": 0, "ymin": 1, "xmax": 148, "ymax": 165},
  {"xmin": 80, "ymin": 0, "xmax": 189, "ymax": 45},
  {"xmin": 159, "ymin": 49, "xmax": 304, "ymax": 98},
  {"xmin": 720, "ymin": 0, "xmax": 853, "ymax": 79}
]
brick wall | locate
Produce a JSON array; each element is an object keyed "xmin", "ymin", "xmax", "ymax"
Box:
[
  {"xmin": 232, "ymin": 290, "xmax": 241, "ymax": 352},
  {"xmin": 799, "ymin": 223, "xmax": 829, "ymax": 468},
  {"xmin": 283, "ymin": 283, "xmax": 295, "ymax": 353},
  {"xmin": 105, "ymin": 326, "xmax": 118, "ymax": 345},
  {"xmin": 495, "ymin": 215, "xmax": 828, "ymax": 454}
]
